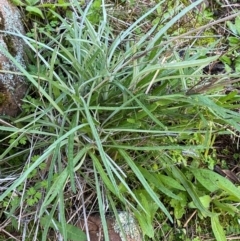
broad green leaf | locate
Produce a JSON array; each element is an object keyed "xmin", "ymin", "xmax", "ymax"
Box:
[
  {"xmin": 219, "ymin": 55, "xmax": 232, "ymax": 65},
  {"xmin": 157, "ymin": 174, "xmax": 185, "ymax": 191},
  {"xmin": 188, "ymin": 195, "xmax": 211, "ymax": 209},
  {"xmin": 134, "ymin": 190, "xmax": 159, "ymax": 220},
  {"xmin": 134, "ymin": 190, "xmax": 158, "ymax": 238},
  {"xmin": 26, "ymin": 6, "xmax": 44, "ymax": 19},
  {"xmin": 190, "ymin": 168, "xmax": 218, "ymax": 192},
  {"xmin": 226, "ymin": 21, "xmax": 238, "ymax": 35},
  {"xmin": 170, "ymin": 192, "xmax": 188, "ymax": 219},
  {"xmin": 235, "ymin": 56, "xmax": 240, "ymax": 73},
  {"xmin": 191, "ymin": 168, "xmax": 240, "ymax": 200},
  {"xmin": 41, "ymin": 216, "xmax": 87, "ymax": 241},
  {"xmin": 213, "ymin": 200, "xmax": 240, "ymax": 216},
  {"xmin": 11, "ymin": 0, "xmax": 24, "ymax": 6},
  {"xmin": 135, "ymin": 210, "xmax": 154, "ymax": 238},
  {"xmin": 190, "ymin": 95, "xmax": 240, "ymax": 131},
  {"xmin": 229, "ymin": 37, "xmax": 240, "ymax": 46},
  {"xmin": 211, "ymin": 216, "xmax": 227, "ymax": 241}
]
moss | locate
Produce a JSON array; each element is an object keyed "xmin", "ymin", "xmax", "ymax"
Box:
[
  {"xmin": 0, "ymin": 92, "xmax": 8, "ymax": 106},
  {"xmin": 3, "ymin": 35, "xmax": 17, "ymax": 56},
  {"xmin": 195, "ymin": 30, "xmax": 216, "ymax": 46}
]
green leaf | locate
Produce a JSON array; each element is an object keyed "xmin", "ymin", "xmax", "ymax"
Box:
[
  {"xmin": 27, "ymin": 199, "xmax": 35, "ymax": 206},
  {"xmin": 25, "ymin": 0, "xmax": 39, "ymax": 5},
  {"xmin": 235, "ymin": 56, "xmax": 240, "ymax": 72},
  {"xmin": 93, "ymin": 165, "xmax": 110, "ymax": 241},
  {"xmin": 68, "ymin": 113, "xmax": 77, "ymax": 193},
  {"xmin": 219, "ymin": 90, "xmax": 238, "ymax": 103},
  {"xmin": 170, "ymin": 192, "xmax": 188, "ymax": 219},
  {"xmin": 138, "ymin": 166, "xmax": 182, "ymax": 200},
  {"xmin": 188, "ymin": 195, "xmax": 211, "ymax": 209},
  {"xmin": 41, "ymin": 168, "xmax": 68, "ymax": 211},
  {"xmin": 228, "ymin": 37, "xmax": 240, "ymax": 46},
  {"xmin": 226, "ymin": 21, "xmax": 238, "ymax": 35},
  {"xmin": 157, "ymin": 174, "xmax": 185, "ymax": 191},
  {"xmin": 39, "ymin": 146, "xmax": 88, "ymax": 216},
  {"xmin": 190, "ymin": 169, "xmax": 218, "ymax": 192},
  {"xmin": 171, "ymin": 166, "xmax": 213, "ymax": 217},
  {"xmin": 135, "ymin": 190, "xmax": 159, "ymax": 220},
  {"xmin": 211, "ymin": 216, "xmax": 226, "ymax": 241},
  {"xmin": 191, "ymin": 168, "xmax": 240, "ymax": 200},
  {"xmin": 35, "ymin": 192, "xmax": 41, "ymax": 199},
  {"xmin": 26, "ymin": 6, "xmax": 44, "ymax": 19},
  {"xmin": 235, "ymin": 17, "xmax": 240, "ymax": 35},
  {"xmin": 134, "ymin": 190, "xmax": 158, "ymax": 238},
  {"xmin": 41, "ymin": 217, "xmax": 87, "ymax": 241},
  {"xmin": 118, "ymin": 149, "xmax": 173, "ymax": 222},
  {"xmin": 213, "ymin": 200, "xmax": 240, "ymax": 216},
  {"xmin": 27, "ymin": 187, "xmax": 36, "ymax": 195},
  {"xmin": 11, "ymin": 0, "xmax": 25, "ymax": 6},
  {"xmin": 90, "ymin": 152, "xmax": 117, "ymax": 195},
  {"xmin": 134, "ymin": 210, "xmax": 154, "ymax": 238},
  {"xmin": 220, "ymin": 55, "xmax": 232, "ymax": 65},
  {"xmin": 135, "ymin": 103, "xmax": 158, "ymax": 120},
  {"xmin": 132, "ymin": 56, "xmax": 219, "ymax": 85},
  {"xmin": 41, "ymin": 200, "xmax": 59, "ymax": 241}
]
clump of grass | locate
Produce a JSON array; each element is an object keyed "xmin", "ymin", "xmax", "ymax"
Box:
[{"xmin": 0, "ymin": 0, "xmax": 240, "ymax": 240}]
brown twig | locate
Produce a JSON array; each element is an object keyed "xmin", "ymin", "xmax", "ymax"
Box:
[{"xmin": 183, "ymin": 210, "xmax": 197, "ymax": 228}]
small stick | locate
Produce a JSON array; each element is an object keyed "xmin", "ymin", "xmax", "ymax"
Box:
[
  {"xmin": 0, "ymin": 118, "xmax": 15, "ymax": 127},
  {"xmin": 183, "ymin": 210, "xmax": 197, "ymax": 228}
]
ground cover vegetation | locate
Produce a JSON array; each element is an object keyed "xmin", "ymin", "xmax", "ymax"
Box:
[{"xmin": 0, "ymin": 0, "xmax": 240, "ymax": 240}]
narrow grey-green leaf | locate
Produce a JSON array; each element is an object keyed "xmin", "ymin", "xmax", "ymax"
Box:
[
  {"xmin": 68, "ymin": 112, "xmax": 77, "ymax": 193},
  {"xmin": 138, "ymin": 166, "xmax": 182, "ymax": 200}
]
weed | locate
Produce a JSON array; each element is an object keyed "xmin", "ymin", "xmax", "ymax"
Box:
[{"xmin": 0, "ymin": 0, "xmax": 240, "ymax": 241}]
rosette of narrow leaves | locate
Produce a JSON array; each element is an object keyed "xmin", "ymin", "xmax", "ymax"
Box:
[{"xmin": 0, "ymin": 0, "xmax": 240, "ymax": 240}]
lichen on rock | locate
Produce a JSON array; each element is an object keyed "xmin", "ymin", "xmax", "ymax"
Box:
[
  {"xmin": 78, "ymin": 212, "xmax": 142, "ymax": 241},
  {"xmin": 114, "ymin": 211, "xmax": 142, "ymax": 241},
  {"xmin": 0, "ymin": 0, "xmax": 27, "ymax": 116}
]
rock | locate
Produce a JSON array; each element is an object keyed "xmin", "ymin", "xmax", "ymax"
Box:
[
  {"xmin": 0, "ymin": 0, "xmax": 27, "ymax": 116},
  {"xmin": 78, "ymin": 212, "xmax": 142, "ymax": 241}
]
